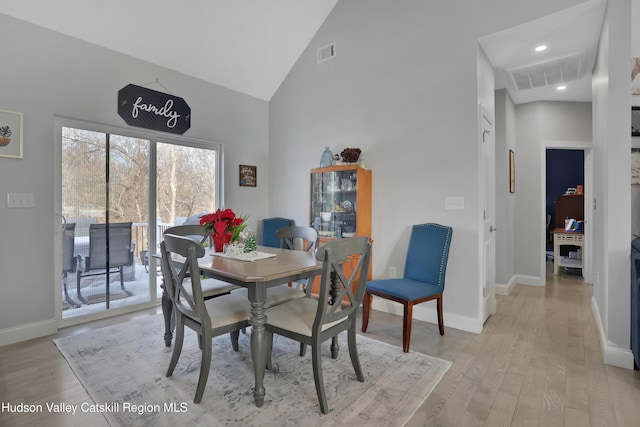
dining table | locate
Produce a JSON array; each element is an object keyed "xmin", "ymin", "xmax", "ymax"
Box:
[{"xmin": 191, "ymin": 245, "xmax": 322, "ymax": 407}]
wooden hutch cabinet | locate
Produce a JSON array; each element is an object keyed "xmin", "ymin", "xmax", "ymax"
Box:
[{"xmin": 309, "ymin": 165, "xmax": 372, "ymax": 295}]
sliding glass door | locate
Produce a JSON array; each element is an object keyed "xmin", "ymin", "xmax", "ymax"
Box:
[
  {"xmin": 57, "ymin": 119, "xmax": 221, "ymax": 325},
  {"xmin": 61, "ymin": 127, "xmax": 150, "ymax": 318}
]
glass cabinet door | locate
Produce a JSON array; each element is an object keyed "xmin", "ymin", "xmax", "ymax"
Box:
[{"xmin": 310, "ymin": 168, "xmax": 359, "ymax": 238}]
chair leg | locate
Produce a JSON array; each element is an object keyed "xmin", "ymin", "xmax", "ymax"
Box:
[
  {"xmin": 194, "ymin": 331, "xmax": 212, "ymax": 404},
  {"xmin": 76, "ymin": 272, "xmax": 89, "ymax": 305},
  {"xmin": 166, "ymin": 316, "xmax": 184, "ymax": 377},
  {"xmin": 120, "ymin": 267, "xmax": 134, "ymax": 296},
  {"xmin": 361, "ymin": 292, "xmax": 372, "ymax": 332},
  {"xmin": 161, "ymin": 286, "xmax": 174, "ymax": 346},
  {"xmin": 403, "ymin": 302, "xmax": 413, "ymax": 353},
  {"xmin": 299, "ymin": 343, "xmax": 307, "ymax": 357},
  {"xmin": 311, "ymin": 339, "xmax": 329, "ymax": 414},
  {"xmin": 437, "ymin": 296, "xmax": 445, "ymax": 336},
  {"xmin": 230, "ymin": 330, "xmax": 240, "ymax": 351},
  {"xmin": 347, "ymin": 324, "xmax": 364, "ymax": 382},
  {"xmin": 63, "ymin": 275, "xmax": 81, "ymax": 307}
]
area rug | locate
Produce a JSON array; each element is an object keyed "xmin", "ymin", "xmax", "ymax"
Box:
[{"xmin": 54, "ymin": 315, "xmax": 450, "ymax": 427}]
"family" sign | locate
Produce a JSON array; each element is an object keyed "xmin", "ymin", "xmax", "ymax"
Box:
[{"xmin": 118, "ymin": 84, "xmax": 191, "ymax": 134}]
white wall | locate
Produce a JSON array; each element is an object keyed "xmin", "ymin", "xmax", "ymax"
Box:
[
  {"xmin": 0, "ymin": 14, "xmax": 269, "ymax": 343},
  {"xmin": 495, "ymin": 89, "xmax": 516, "ymax": 289},
  {"xmin": 269, "ymin": 0, "xmax": 592, "ymax": 333},
  {"xmin": 591, "ymin": 0, "xmax": 633, "ymax": 366}
]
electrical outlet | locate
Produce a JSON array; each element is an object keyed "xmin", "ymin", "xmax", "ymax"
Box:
[
  {"xmin": 389, "ymin": 266, "xmax": 397, "ymax": 278},
  {"xmin": 7, "ymin": 193, "xmax": 35, "ymax": 208}
]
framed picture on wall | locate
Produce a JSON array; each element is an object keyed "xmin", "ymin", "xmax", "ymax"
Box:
[
  {"xmin": 509, "ymin": 149, "xmax": 515, "ymax": 193},
  {"xmin": 239, "ymin": 164, "xmax": 257, "ymax": 187},
  {"xmin": 0, "ymin": 109, "xmax": 23, "ymax": 159},
  {"xmin": 633, "ymin": 106, "xmax": 640, "ymax": 137}
]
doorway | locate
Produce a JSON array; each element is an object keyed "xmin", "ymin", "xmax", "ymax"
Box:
[{"xmin": 543, "ymin": 145, "xmax": 592, "ymax": 283}]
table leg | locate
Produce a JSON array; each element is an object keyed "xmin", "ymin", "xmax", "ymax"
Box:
[{"xmin": 248, "ymin": 285, "xmax": 267, "ymax": 407}]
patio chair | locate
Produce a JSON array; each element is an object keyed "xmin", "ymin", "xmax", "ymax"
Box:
[
  {"xmin": 62, "ymin": 222, "xmax": 80, "ymax": 307},
  {"xmin": 76, "ymin": 222, "xmax": 135, "ymax": 305},
  {"xmin": 161, "ymin": 233, "xmax": 250, "ymax": 403},
  {"xmin": 264, "ymin": 236, "xmax": 371, "ymax": 414}
]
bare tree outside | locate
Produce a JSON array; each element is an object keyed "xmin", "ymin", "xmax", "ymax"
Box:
[{"xmin": 62, "ymin": 127, "xmax": 218, "ymax": 253}]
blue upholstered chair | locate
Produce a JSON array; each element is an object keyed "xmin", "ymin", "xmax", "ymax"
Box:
[
  {"xmin": 362, "ymin": 223, "xmax": 453, "ymax": 352},
  {"xmin": 260, "ymin": 217, "xmax": 294, "ymax": 248}
]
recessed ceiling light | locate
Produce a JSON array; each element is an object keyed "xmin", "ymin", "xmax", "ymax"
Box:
[
  {"xmin": 535, "ymin": 45, "xmax": 548, "ymax": 52},
  {"xmin": 557, "ymin": 85, "xmax": 567, "ymax": 91}
]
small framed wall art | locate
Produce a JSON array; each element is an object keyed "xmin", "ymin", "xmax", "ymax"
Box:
[
  {"xmin": 0, "ymin": 109, "xmax": 23, "ymax": 159},
  {"xmin": 239, "ymin": 164, "xmax": 257, "ymax": 187}
]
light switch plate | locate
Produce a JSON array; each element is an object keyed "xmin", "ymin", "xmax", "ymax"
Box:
[
  {"xmin": 7, "ymin": 193, "xmax": 35, "ymax": 208},
  {"xmin": 445, "ymin": 196, "xmax": 464, "ymax": 210}
]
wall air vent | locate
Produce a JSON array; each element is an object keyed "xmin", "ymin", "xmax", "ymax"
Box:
[
  {"xmin": 506, "ymin": 52, "xmax": 585, "ymax": 91},
  {"xmin": 317, "ymin": 43, "xmax": 336, "ymax": 63}
]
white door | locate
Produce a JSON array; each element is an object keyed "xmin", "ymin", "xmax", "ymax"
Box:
[{"xmin": 481, "ymin": 106, "xmax": 497, "ymax": 321}]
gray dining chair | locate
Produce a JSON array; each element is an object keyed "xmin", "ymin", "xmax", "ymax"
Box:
[
  {"xmin": 264, "ymin": 236, "xmax": 371, "ymax": 414},
  {"xmin": 161, "ymin": 233, "xmax": 250, "ymax": 403},
  {"xmin": 160, "ymin": 224, "xmax": 241, "ymax": 346}
]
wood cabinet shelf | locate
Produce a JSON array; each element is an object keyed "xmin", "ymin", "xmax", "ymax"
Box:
[{"xmin": 309, "ymin": 165, "xmax": 372, "ymax": 294}]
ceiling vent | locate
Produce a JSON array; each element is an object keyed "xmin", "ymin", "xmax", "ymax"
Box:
[
  {"xmin": 317, "ymin": 43, "xmax": 336, "ymax": 63},
  {"xmin": 506, "ymin": 52, "xmax": 585, "ymax": 91}
]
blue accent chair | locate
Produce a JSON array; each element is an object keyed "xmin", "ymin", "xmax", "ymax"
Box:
[
  {"xmin": 362, "ymin": 223, "xmax": 453, "ymax": 352},
  {"xmin": 260, "ymin": 217, "xmax": 295, "ymax": 248}
]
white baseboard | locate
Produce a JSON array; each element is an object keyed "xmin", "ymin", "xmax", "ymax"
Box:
[
  {"xmin": 591, "ymin": 296, "xmax": 634, "ymax": 369},
  {"xmin": 495, "ymin": 275, "xmax": 516, "ymax": 296},
  {"xmin": 370, "ymin": 299, "xmax": 483, "ymax": 334},
  {"xmin": 0, "ymin": 319, "xmax": 58, "ymax": 347},
  {"xmin": 513, "ymin": 274, "xmax": 544, "ymax": 287}
]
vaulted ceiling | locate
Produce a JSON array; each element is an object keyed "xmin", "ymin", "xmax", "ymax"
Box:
[
  {"xmin": 0, "ymin": 0, "xmax": 605, "ymax": 104},
  {"xmin": 0, "ymin": 0, "xmax": 339, "ymax": 101}
]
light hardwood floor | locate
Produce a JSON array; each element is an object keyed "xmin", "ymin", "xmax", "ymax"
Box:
[{"xmin": 1, "ymin": 264, "xmax": 639, "ymax": 426}]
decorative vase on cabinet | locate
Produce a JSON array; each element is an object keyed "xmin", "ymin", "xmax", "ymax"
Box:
[
  {"xmin": 319, "ymin": 147, "xmax": 333, "ymax": 167},
  {"xmin": 309, "ymin": 164, "xmax": 372, "ymax": 295}
]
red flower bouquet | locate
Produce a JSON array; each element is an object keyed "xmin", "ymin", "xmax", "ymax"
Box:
[{"xmin": 200, "ymin": 208, "xmax": 247, "ymax": 252}]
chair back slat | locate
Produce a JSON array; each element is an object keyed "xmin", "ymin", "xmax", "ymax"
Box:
[
  {"xmin": 161, "ymin": 234, "xmax": 209, "ymax": 325},
  {"xmin": 404, "ymin": 223, "xmax": 453, "ymax": 289},
  {"xmin": 276, "ymin": 226, "xmax": 318, "ymax": 253},
  {"xmin": 313, "ymin": 237, "xmax": 371, "ymax": 329}
]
